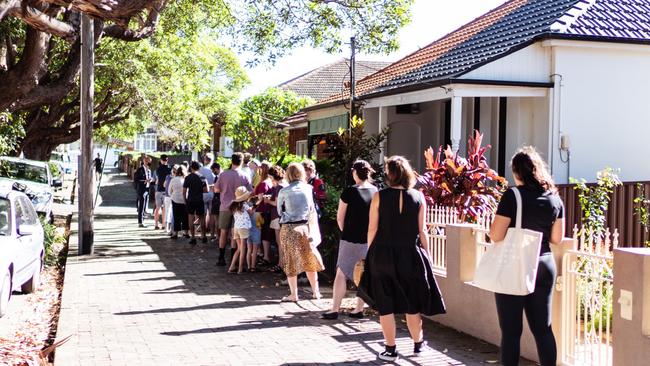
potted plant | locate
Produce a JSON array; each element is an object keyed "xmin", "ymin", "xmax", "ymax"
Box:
[{"xmin": 416, "ymin": 130, "xmax": 507, "ymax": 223}]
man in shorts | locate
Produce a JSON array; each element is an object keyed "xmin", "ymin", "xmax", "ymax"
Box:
[
  {"xmin": 214, "ymin": 152, "xmax": 252, "ymax": 266},
  {"xmin": 208, "ymin": 162, "xmax": 221, "ymax": 240},
  {"xmin": 153, "ymin": 154, "xmax": 172, "ymax": 230},
  {"xmin": 183, "ymin": 161, "xmax": 208, "ymax": 245},
  {"xmin": 198, "ymin": 153, "xmax": 216, "ymax": 223}
]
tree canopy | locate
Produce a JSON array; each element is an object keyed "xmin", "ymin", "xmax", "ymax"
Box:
[
  {"xmin": 226, "ymin": 88, "xmax": 312, "ymax": 160},
  {"xmin": 0, "ymin": 0, "xmax": 414, "ymax": 160}
]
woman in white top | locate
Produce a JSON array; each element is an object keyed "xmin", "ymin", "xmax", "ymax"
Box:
[{"xmin": 168, "ymin": 165, "xmax": 189, "ymax": 239}]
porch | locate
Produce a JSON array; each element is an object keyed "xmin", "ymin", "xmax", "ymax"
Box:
[{"xmin": 361, "ymin": 82, "xmax": 553, "ymax": 183}]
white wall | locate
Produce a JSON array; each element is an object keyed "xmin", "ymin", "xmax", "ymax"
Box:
[
  {"xmin": 461, "ymin": 43, "xmax": 552, "ymax": 83},
  {"xmin": 385, "ymin": 101, "xmax": 444, "ymax": 172},
  {"xmin": 550, "ymin": 42, "xmax": 650, "ymax": 183}
]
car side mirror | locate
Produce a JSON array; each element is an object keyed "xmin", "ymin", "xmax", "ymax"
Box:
[
  {"xmin": 52, "ymin": 179, "xmax": 63, "ymax": 188},
  {"xmin": 18, "ymin": 224, "xmax": 35, "ymax": 236}
]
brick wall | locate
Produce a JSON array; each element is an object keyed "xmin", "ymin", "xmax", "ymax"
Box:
[{"xmin": 288, "ymin": 127, "xmax": 308, "ymax": 154}]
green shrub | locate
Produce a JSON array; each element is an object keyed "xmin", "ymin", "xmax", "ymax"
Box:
[{"xmin": 41, "ymin": 218, "xmax": 65, "ymax": 266}]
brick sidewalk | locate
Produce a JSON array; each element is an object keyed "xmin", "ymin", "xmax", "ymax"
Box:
[{"xmin": 55, "ymin": 172, "xmax": 532, "ymax": 366}]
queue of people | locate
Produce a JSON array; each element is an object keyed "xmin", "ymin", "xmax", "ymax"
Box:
[{"xmin": 132, "ymin": 146, "xmax": 563, "ymax": 365}]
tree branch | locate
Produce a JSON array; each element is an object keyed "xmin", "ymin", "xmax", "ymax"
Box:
[{"xmin": 7, "ymin": 4, "xmax": 77, "ymax": 40}]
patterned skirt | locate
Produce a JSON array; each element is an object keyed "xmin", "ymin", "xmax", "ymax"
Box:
[{"xmin": 279, "ymin": 223, "xmax": 324, "ymax": 277}]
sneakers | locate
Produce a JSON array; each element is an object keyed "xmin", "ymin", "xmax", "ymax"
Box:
[
  {"xmin": 348, "ymin": 311, "xmax": 364, "ymax": 319},
  {"xmin": 321, "ymin": 311, "xmax": 339, "ymax": 320},
  {"xmin": 413, "ymin": 340, "xmax": 429, "ymax": 356},
  {"xmin": 378, "ymin": 350, "xmax": 399, "ymax": 362}
]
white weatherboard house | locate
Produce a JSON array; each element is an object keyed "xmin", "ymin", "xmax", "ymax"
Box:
[{"xmin": 309, "ymin": 0, "xmax": 650, "ymax": 184}]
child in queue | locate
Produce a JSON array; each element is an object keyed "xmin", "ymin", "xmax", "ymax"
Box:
[{"xmin": 228, "ymin": 186, "xmax": 254, "ymax": 274}]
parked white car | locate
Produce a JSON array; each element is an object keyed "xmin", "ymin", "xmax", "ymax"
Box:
[
  {"xmin": 51, "ymin": 151, "xmax": 77, "ymax": 178},
  {"xmin": 0, "ymin": 157, "xmax": 61, "ymax": 221},
  {"xmin": 0, "ymin": 187, "xmax": 45, "ymax": 317}
]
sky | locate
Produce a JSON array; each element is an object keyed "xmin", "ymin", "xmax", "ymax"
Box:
[{"xmin": 241, "ymin": 0, "xmax": 507, "ymax": 98}]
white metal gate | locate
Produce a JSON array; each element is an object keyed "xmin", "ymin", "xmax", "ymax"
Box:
[
  {"xmin": 426, "ymin": 205, "xmax": 459, "ymax": 274},
  {"xmin": 561, "ymin": 226, "xmax": 618, "ymax": 366}
]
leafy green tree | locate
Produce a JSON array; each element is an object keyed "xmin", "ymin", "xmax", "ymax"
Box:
[
  {"xmin": 1, "ymin": 0, "xmax": 414, "ymax": 159},
  {"xmin": 226, "ymin": 88, "xmax": 312, "ymax": 160}
]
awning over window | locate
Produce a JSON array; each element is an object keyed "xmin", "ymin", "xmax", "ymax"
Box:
[{"xmin": 308, "ymin": 114, "xmax": 348, "ymax": 136}]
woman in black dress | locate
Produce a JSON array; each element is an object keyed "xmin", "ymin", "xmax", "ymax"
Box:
[{"xmin": 358, "ymin": 156, "xmax": 445, "ymax": 362}]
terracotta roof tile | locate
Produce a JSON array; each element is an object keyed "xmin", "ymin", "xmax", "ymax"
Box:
[{"xmin": 278, "ymin": 59, "xmax": 390, "ymax": 101}]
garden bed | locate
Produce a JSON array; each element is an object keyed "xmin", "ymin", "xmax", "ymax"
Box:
[{"xmin": 0, "ymin": 215, "xmax": 71, "ymax": 366}]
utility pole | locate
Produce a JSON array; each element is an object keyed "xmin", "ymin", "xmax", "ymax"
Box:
[
  {"xmin": 79, "ymin": 14, "xmax": 95, "ymax": 255},
  {"xmin": 349, "ymin": 36, "xmax": 356, "ymax": 126}
]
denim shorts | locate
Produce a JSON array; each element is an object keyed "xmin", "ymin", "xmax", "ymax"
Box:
[{"xmin": 248, "ymin": 224, "xmax": 261, "ymax": 245}]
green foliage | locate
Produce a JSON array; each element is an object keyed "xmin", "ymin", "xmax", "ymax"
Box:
[
  {"xmin": 0, "ymin": 112, "xmax": 25, "ymax": 156},
  {"xmin": 41, "ymin": 218, "xmax": 65, "ymax": 266},
  {"xmin": 224, "ymin": 0, "xmax": 414, "ymax": 64},
  {"xmin": 226, "ymin": 88, "xmax": 312, "ymax": 160},
  {"xmin": 324, "ymin": 116, "xmax": 388, "ymax": 189},
  {"xmin": 93, "ymin": 31, "xmax": 249, "ymax": 149},
  {"xmin": 273, "ymin": 154, "xmax": 308, "ymax": 168},
  {"xmin": 634, "ymin": 183, "xmax": 650, "ymax": 247},
  {"xmin": 417, "ymin": 131, "xmax": 507, "ymax": 223},
  {"xmin": 571, "ymin": 167, "xmax": 622, "ymax": 235},
  {"xmin": 318, "ymin": 184, "xmax": 343, "ymax": 259}
]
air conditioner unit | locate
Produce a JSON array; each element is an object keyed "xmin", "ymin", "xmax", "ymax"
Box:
[{"xmin": 218, "ymin": 136, "xmax": 234, "ymax": 157}]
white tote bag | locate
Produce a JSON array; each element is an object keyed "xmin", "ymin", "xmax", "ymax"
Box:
[{"xmin": 474, "ymin": 187, "xmax": 543, "ymax": 296}]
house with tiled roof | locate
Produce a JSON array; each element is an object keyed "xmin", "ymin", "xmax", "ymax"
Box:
[
  {"xmin": 277, "ymin": 59, "xmax": 390, "ymax": 157},
  {"xmin": 306, "ymin": 0, "xmax": 650, "ymax": 183}
]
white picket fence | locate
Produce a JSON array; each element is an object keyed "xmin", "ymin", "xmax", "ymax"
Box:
[
  {"xmin": 426, "ymin": 205, "xmax": 460, "ymax": 274},
  {"xmin": 561, "ymin": 226, "xmax": 618, "ymax": 366},
  {"xmin": 426, "ymin": 205, "xmax": 494, "ymax": 275}
]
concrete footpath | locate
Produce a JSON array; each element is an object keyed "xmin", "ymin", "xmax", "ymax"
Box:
[{"xmin": 54, "ymin": 171, "xmax": 529, "ymax": 366}]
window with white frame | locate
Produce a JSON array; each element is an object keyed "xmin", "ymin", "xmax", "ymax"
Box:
[{"xmin": 296, "ymin": 140, "xmax": 308, "ymax": 157}]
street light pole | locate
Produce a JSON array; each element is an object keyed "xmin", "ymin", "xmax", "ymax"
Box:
[
  {"xmin": 349, "ymin": 36, "xmax": 356, "ymax": 129},
  {"xmin": 79, "ymin": 13, "xmax": 95, "ymax": 255}
]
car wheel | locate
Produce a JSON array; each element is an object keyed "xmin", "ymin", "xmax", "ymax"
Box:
[
  {"xmin": 21, "ymin": 259, "xmax": 41, "ymax": 294},
  {"xmin": 0, "ymin": 270, "xmax": 11, "ymax": 318}
]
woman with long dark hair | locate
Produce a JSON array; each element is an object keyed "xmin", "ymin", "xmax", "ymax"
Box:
[
  {"xmin": 357, "ymin": 156, "xmax": 445, "ymax": 362},
  {"xmin": 489, "ymin": 146, "xmax": 565, "ymax": 366},
  {"xmin": 322, "ymin": 160, "xmax": 377, "ymax": 320}
]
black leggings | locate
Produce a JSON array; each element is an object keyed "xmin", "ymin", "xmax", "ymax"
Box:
[
  {"xmin": 495, "ymin": 253, "xmax": 557, "ymax": 366},
  {"xmin": 172, "ymin": 201, "xmax": 189, "ymax": 232}
]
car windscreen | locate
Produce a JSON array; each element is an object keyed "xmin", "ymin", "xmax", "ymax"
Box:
[
  {"xmin": 0, "ymin": 198, "xmax": 10, "ymax": 236},
  {"xmin": 0, "ymin": 160, "xmax": 48, "ymax": 184}
]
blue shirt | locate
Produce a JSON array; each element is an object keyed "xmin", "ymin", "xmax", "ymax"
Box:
[{"xmin": 277, "ymin": 181, "xmax": 315, "ymax": 224}]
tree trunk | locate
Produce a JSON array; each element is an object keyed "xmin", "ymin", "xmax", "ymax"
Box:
[{"xmin": 20, "ymin": 133, "xmax": 58, "ymax": 161}]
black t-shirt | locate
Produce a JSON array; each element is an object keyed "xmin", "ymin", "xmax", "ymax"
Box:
[
  {"xmin": 156, "ymin": 164, "xmax": 172, "ymax": 192},
  {"xmin": 496, "ymin": 186, "xmax": 564, "ymax": 255},
  {"xmin": 183, "ymin": 173, "xmax": 206, "ymax": 203},
  {"xmin": 340, "ymin": 185, "xmax": 378, "ymax": 244},
  {"xmin": 94, "ymin": 158, "xmax": 102, "ymax": 171}
]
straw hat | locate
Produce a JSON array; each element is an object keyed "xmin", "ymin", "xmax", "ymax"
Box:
[{"xmin": 233, "ymin": 186, "xmax": 252, "ymax": 202}]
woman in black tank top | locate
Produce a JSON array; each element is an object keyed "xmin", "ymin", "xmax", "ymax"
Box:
[{"xmin": 357, "ymin": 156, "xmax": 445, "ymax": 362}]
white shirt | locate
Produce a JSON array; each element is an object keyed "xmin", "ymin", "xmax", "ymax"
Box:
[
  {"xmin": 168, "ymin": 176, "xmax": 185, "ymax": 204},
  {"xmin": 233, "ymin": 203, "xmax": 252, "ymax": 229}
]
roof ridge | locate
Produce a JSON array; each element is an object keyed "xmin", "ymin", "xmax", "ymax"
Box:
[{"xmin": 550, "ymin": 0, "xmax": 598, "ymax": 33}]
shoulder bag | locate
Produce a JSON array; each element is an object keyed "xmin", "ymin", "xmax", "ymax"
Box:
[{"xmin": 473, "ymin": 187, "xmax": 543, "ymax": 296}]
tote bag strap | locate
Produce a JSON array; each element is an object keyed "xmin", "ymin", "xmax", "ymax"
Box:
[{"xmin": 512, "ymin": 187, "xmax": 523, "ymax": 229}]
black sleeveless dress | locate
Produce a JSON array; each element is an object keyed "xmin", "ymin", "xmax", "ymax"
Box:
[{"xmin": 357, "ymin": 188, "xmax": 446, "ymax": 316}]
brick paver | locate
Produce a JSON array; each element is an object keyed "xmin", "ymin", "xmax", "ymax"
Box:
[{"xmin": 55, "ymin": 171, "xmax": 533, "ymax": 366}]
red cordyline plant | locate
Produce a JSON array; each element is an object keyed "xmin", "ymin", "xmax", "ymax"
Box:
[{"xmin": 416, "ymin": 130, "xmax": 508, "ymax": 223}]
